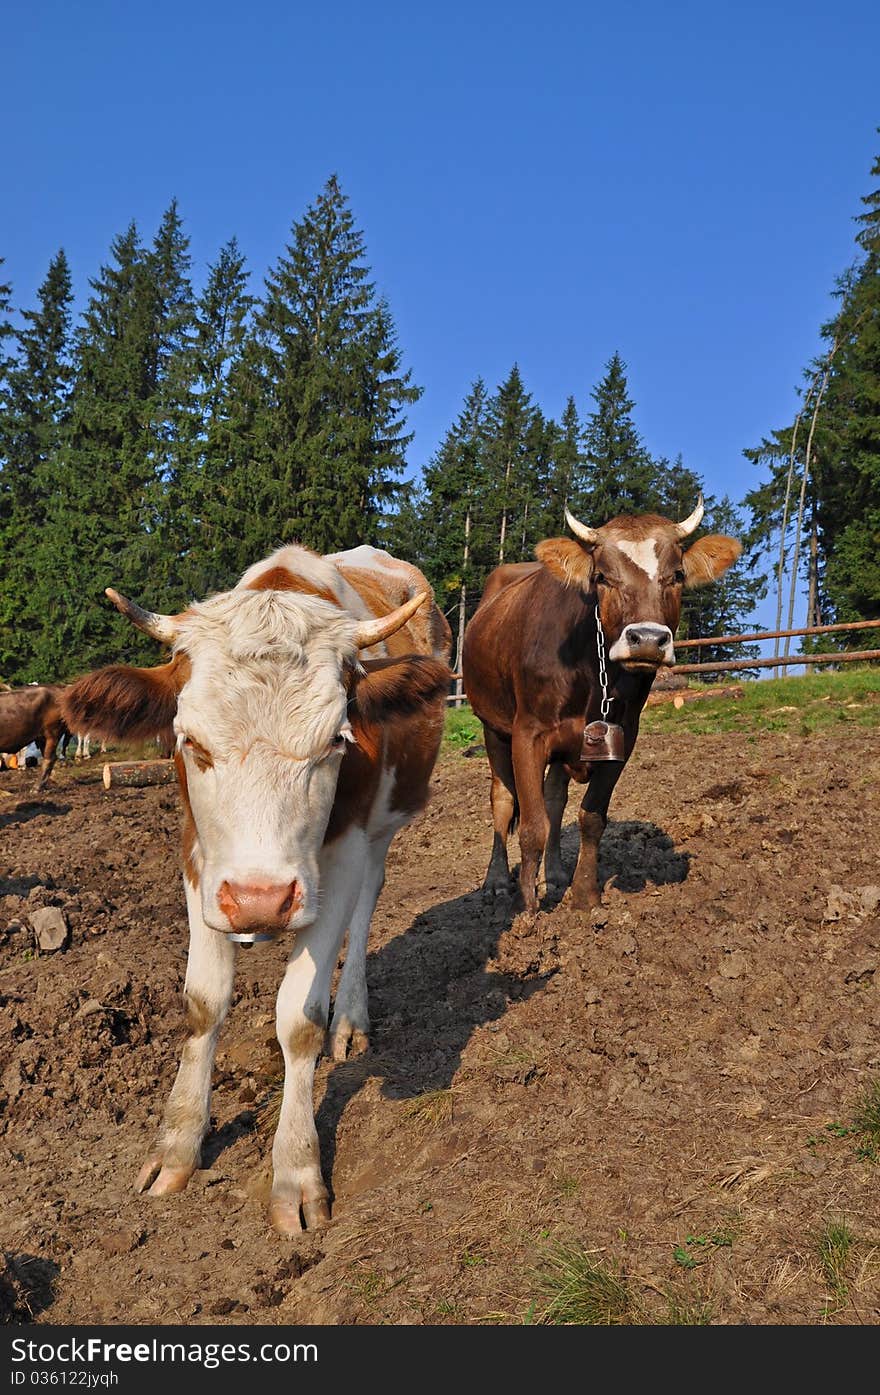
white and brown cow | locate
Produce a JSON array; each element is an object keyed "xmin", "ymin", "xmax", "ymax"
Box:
[{"xmin": 62, "ymin": 545, "xmax": 452, "ymax": 1235}]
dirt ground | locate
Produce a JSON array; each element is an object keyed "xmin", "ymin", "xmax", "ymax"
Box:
[{"xmin": 1, "ymin": 727, "xmax": 879, "ymax": 1326}]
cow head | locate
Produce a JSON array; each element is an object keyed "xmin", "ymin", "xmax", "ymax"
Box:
[
  {"xmin": 535, "ymin": 498, "xmax": 741, "ymax": 670},
  {"xmin": 62, "ymin": 583, "xmax": 443, "ymax": 943}
]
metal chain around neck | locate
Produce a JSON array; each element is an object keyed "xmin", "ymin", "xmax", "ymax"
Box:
[{"xmin": 595, "ymin": 606, "xmax": 611, "ymax": 721}]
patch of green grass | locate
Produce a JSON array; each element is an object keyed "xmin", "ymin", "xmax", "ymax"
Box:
[
  {"xmin": 850, "ymin": 1077, "xmax": 880, "ymax": 1162},
  {"xmin": 346, "ymin": 1266, "xmax": 386, "ymax": 1304},
  {"xmin": 443, "ymin": 705, "xmax": 482, "ymax": 749},
  {"xmin": 816, "ymin": 1219, "xmax": 855, "ymax": 1303},
  {"xmin": 461, "ymin": 1250, "xmax": 487, "ymax": 1267},
  {"xmin": 532, "ymin": 1242, "xmax": 633, "ymax": 1325},
  {"xmin": 658, "ymin": 1293, "xmax": 714, "ymax": 1325},
  {"xmin": 642, "ymin": 668, "xmax": 880, "ymax": 737},
  {"xmin": 550, "ymin": 1174, "xmax": 580, "ymax": 1198}
]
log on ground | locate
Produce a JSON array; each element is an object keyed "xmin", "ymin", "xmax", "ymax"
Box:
[{"xmin": 103, "ymin": 759, "xmax": 176, "ymax": 789}]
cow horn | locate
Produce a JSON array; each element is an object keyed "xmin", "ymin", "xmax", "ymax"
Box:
[
  {"xmin": 564, "ymin": 508, "xmax": 599, "ymax": 545},
  {"xmin": 673, "ymin": 495, "xmax": 704, "ymax": 539},
  {"xmin": 354, "ymin": 592, "xmax": 428, "ymax": 650},
  {"xmin": 105, "ymin": 588, "xmax": 179, "ymax": 645}
]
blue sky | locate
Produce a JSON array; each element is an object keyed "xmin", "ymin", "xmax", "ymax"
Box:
[{"xmin": 5, "ymin": 0, "xmax": 879, "ymax": 636}]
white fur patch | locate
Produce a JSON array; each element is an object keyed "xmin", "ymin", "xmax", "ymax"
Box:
[{"xmin": 616, "ymin": 538, "xmax": 661, "ymax": 579}]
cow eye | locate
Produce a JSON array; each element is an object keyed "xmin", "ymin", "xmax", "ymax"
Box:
[
  {"xmin": 673, "ymin": 569, "xmax": 686, "ymax": 584},
  {"xmin": 183, "ymin": 736, "xmax": 213, "ymax": 769},
  {"xmin": 595, "ymin": 572, "xmax": 608, "ymax": 585}
]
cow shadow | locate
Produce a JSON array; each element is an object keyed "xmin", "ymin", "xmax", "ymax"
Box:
[
  {"xmin": 546, "ymin": 817, "xmax": 690, "ymax": 905},
  {"xmin": 0, "ymin": 800, "xmax": 70, "ymax": 833},
  {"xmin": 1, "ymin": 1252, "xmax": 59, "ymax": 1322},
  {"xmin": 315, "ymin": 816, "xmax": 688, "ymax": 1185}
]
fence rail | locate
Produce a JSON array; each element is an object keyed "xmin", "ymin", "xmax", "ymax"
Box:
[
  {"xmin": 675, "ymin": 649, "xmax": 880, "ymax": 676},
  {"xmin": 675, "ymin": 617, "xmax": 880, "ymax": 650},
  {"xmin": 445, "ymin": 615, "xmax": 879, "ymax": 699}
]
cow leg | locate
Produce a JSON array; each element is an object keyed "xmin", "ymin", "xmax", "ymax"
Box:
[
  {"xmin": 543, "ymin": 762, "xmax": 571, "ymax": 892},
  {"xmin": 329, "ymin": 830, "xmax": 394, "ymax": 1061},
  {"xmin": 482, "ymin": 725, "xmax": 517, "ymax": 897},
  {"xmin": 270, "ymin": 827, "xmax": 367, "ymax": 1236},
  {"xmin": 511, "ymin": 725, "xmax": 550, "ymax": 914},
  {"xmin": 136, "ymin": 881, "xmax": 235, "ymax": 1196},
  {"xmin": 36, "ymin": 726, "xmax": 62, "ymax": 789},
  {"xmin": 569, "ymin": 764, "xmax": 625, "ymax": 910}
]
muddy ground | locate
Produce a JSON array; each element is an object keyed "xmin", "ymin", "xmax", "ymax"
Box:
[{"xmin": 1, "ymin": 727, "xmax": 879, "ymax": 1326}]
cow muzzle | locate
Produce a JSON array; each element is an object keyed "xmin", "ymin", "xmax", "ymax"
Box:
[
  {"xmin": 216, "ymin": 879, "xmax": 303, "ymax": 944},
  {"xmin": 609, "ymin": 623, "xmax": 674, "ymax": 669}
]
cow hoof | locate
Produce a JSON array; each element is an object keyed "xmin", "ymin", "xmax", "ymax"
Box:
[
  {"xmin": 269, "ymin": 1196, "xmax": 330, "ymax": 1235},
  {"xmin": 567, "ymin": 888, "xmax": 600, "ymax": 912},
  {"xmin": 136, "ymin": 1156, "xmax": 193, "ymax": 1195},
  {"xmin": 481, "ymin": 879, "xmax": 512, "ymax": 901},
  {"xmin": 329, "ymin": 1025, "xmax": 369, "ymax": 1061},
  {"xmin": 269, "ymin": 1200, "xmax": 303, "ymax": 1236}
]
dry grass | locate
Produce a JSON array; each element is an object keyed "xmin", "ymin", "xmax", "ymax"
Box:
[{"xmin": 403, "ymin": 1088, "xmax": 454, "ymax": 1132}]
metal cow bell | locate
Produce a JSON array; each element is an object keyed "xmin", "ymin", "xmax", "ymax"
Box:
[{"xmin": 580, "ymin": 719, "xmax": 626, "ymax": 763}]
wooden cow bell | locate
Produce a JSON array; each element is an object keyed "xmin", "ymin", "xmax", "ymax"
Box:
[{"xmin": 580, "ymin": 719, "xmax": 626, "ymax": 763}]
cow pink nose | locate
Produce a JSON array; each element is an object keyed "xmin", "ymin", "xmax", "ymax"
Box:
[{"xmin": 217, "ymin": 880, "xmax": 302, "ymax": 931}]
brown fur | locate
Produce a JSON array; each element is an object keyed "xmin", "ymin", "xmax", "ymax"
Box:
[
  {"xmin": 287, "ymin": 1019, "xmax": 325, "ymax": 1059},
  {"xmin": 244, "ymin": 566, "xmax": 341, "ymax": 607},
  {"xmin": 174, "ymin": 750, "xmax": 200, "ymax": 890},
  {"xmin": 682, "ymin": 535, "xmax": 743, "ymax": 586},
  {"xmin": 324, "ymin": 655, "xmax": 451, "ymax": 843},
  {"xmin": 336, "ymin": 564, "xmax": 452, "ymax": 662},
  {"xmin": 185, "ymin": 992, "xmax": 214, "ymax": 1036},
  {"xmin": 61, "ymin": 654, "xmax": 190, "ymax": 741},
  {"xmin": 0, "ymin": 685, "xmax": 68, "ymax": 786}
]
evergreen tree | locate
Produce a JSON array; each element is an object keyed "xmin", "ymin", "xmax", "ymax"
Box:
[
  {"xmin": 33, "ymin": 221, "xmax": 163, "ymax": 676},
  {"xmin": 580, "ymin": 352, "xmax": 657, "ymax": 521},
  {"xmin": 681, "ymin": 496, "xmax": 764, "ymax": 675},
  {"xmin": 0, "ymin": 251, "xmax": 74, "ymax": 678},
  {"xmin": 254, "ymin": 176, "xmax": 420, "ymax": 555},
  {"xmin": 747, "ymin": 140, "xmax": 880, "ymax": 644},
  {"xmin": 548, "ymin": 395, "xmax": 582, "ymax": 528},
  {"xmin": 147, "ymin": 201, "xmax": 201, "ymax": 607},
  {"xmin": 183, "ymin": 237, "xmax": 258, "ymax": 593},
  {"xmin": 484, "ymin": 364, "xmax": 537, "ymax": 562}
]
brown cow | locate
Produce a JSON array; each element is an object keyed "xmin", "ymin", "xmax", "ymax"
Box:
[
  {"xmin": 461, "ymin": 500, "xmax": 741, "ymax": 913},
  {"xmin": 0, "ymin": 685, "xmax": 68, "ymax": 788},
  {"xmin": 61, "ymin": 543, "xmax": 451, "ymax": 1236}
]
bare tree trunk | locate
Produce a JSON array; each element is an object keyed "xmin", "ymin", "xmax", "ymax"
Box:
[
  {"xmin": 454, "ymin": 506, "xmax": 471, "ymax": 708},
  {"xmin": 519, "ymin": 498, "xmax": 529, "ymax": 559},
  {"xmin": 784, "ymin": 364, "xmax": 832, "ymax": 659},
  {"xmin": 498, "ymin": 453, "xmax": 512, "ymax": 563},
  {"xmin": 773, "ymin": 403, "xmax": 807, "ymax": 676},
  {"xmin": 807, "ymin": 507, "xmax": 820, "ymax": 629}
]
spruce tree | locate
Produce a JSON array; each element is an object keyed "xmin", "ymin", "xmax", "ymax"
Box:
[
  {"xmin": 484, "ymin": 364, "xmax": 537, "ymax": 563},
  {"xmin": 0, "ymin": 251, "xmax": 74, "ymax": 679},
  {"xmin": 549, "ymin": 395, "xmax": 582, "ymax": 528},
  {"xmin": 33, "ymin": 222, "xmax": 162, "ymax": 676},
  {"xmin": 254, "ymin": 176, "xmax": 420, "ymax": 555},
  {"xmin": 184, "ymin": 237, "xmax": 258, "ymax": 593},
  {"xmin": 681, "ymin": 496, "xmax": 764, "ymax": 675},
  {"xmin": 148, "ymin": 201, "xmax": 200, "ymax": 607},
  {"xmin": 580, "ymin": 352, "xmax": 657, "ymax": 522}
]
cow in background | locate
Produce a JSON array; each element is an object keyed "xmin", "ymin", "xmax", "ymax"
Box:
[
  {"xmin": 0, "ymin": 685, "xmax": 68, "ymax": 788},
  {"xmin": 62, "ymin": 544, "xmax": 451, "ymax": 1235},
  {"xmin": 462, "ymin": 499, "xmax": 741, "ymax": 913}
]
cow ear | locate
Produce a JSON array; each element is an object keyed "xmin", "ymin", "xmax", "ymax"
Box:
[
  {"xmin": 681, "ymin": 535, "xmax": 742, "ymax": 588},
  {"xmin": 535, "ymin": 537, "xmax": 594, "ymax": 588},
  {"xmin": 61, "ymin": 654, "xmax": 190, "ymax": 741},
  {"xmin": 348, "ymin": 655, "xmax": 451, "ymax": 731}
]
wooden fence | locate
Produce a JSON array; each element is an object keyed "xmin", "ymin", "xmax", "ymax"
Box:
[{"xmin": 446, "ymin": 616, "xmax": 880, "ymax": 698}]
